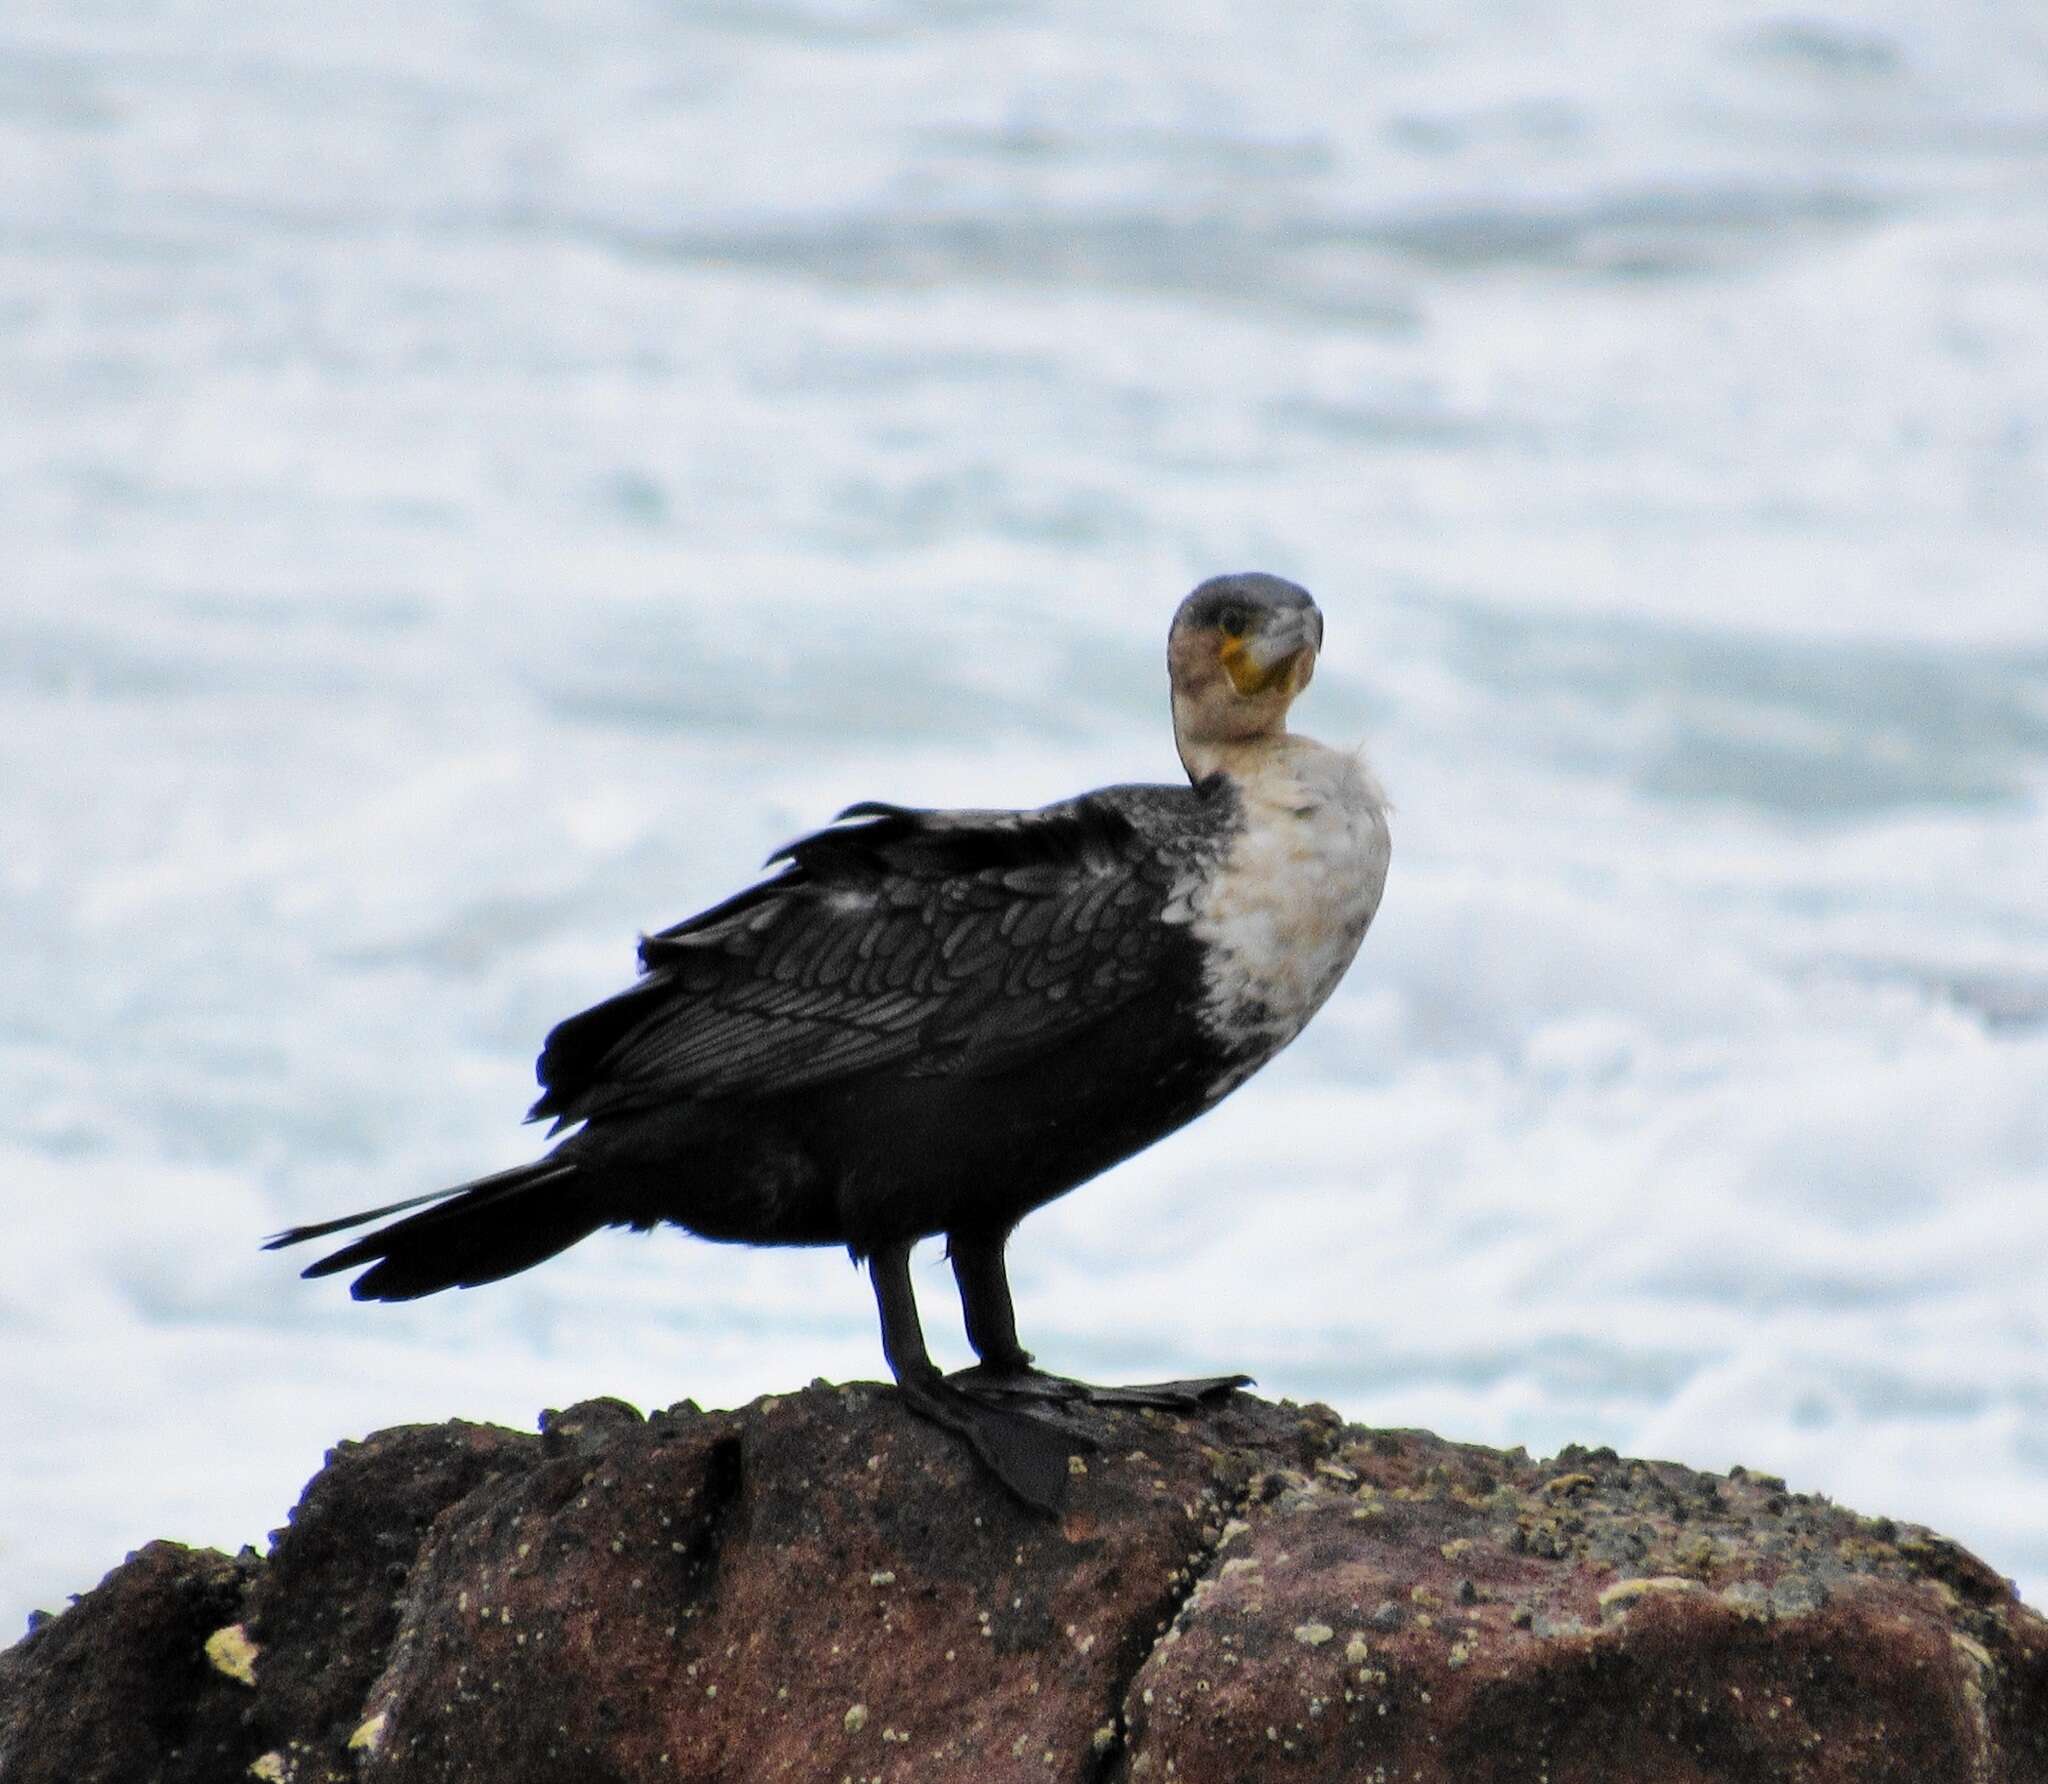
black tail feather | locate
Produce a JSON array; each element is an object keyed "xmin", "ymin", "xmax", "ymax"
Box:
[
  {"xmin": 265, "ymin": 1159, "xmax": 590, "ymax": 1302},
  {"xmin": 263, "ymin": 1185, "xmax": 473, "ymax": 1252}
]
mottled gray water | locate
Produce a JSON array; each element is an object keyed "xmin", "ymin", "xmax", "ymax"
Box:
[{"xmin": 5, "ymin": 0, "xmax": 2047, "ymax": 1631}]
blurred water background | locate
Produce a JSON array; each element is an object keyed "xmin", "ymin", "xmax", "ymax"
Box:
[{"xmin": 4, "ymin": 0, "xmax": 2046, "ymax": 1633}]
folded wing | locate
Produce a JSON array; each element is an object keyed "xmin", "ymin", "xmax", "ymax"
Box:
[{"xmin": 528, "ymin": 792, "xmax": 1202, "ymax": 1130}]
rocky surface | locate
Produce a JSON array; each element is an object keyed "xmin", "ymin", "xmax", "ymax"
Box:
[{"xmin": 4, "ymin": 1384, "xmax": 2044, "ymax": 1783}]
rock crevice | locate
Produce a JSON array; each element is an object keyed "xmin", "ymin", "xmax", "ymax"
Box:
[{"xmin": 3, "ymin": 1385, "xmax": 2043, "ymax": 1783}]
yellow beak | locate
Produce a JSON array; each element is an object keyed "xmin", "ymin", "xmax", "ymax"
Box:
[{"xmin": 1219, "ymin": 613, "xmax": 1318, "ymax": 696}]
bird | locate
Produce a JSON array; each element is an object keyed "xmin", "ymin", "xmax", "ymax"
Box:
[{"xmin": 268, "ymin": 572, "xmax": 1392, "ymax": 1509}]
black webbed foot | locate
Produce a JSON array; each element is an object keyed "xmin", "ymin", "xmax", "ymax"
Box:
[
  {"xmin": 874, "ymin": 1239, "xmax": 1245, "ymax": 1514},
  {"xmin": 948, "ymin": 1364, "xmax": 1253, "ymax": 1412},
  {"xmin": 892, "ymin": 1369, "xmax": 1076, "ymax": 1514}
]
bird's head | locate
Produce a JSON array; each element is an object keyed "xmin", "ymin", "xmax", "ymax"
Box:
[{"xmin": 1167, "ymin": 572, "xmax": 1324, "ymax": 782}]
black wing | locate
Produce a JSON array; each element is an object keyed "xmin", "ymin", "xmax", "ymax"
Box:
[{"xmin": 527, "ymin": 789, "xmax": 1217, "ymax": 1130}]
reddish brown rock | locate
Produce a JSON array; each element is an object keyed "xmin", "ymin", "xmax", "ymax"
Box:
[
  {"xmin": 242, "ymin": 1418, "xmax": 548, "ymax": 1778},
  {"xmin": 342, "ymin": 1386, "xmax": 1312, "ymax": 1782},
  {"xmin": 0, "ymin": 1421, "xmax": 544, "ymax": 1784},
  {"xmin": 1120, "ymin": 1428, "xmax": 2048, "ymax": 1783},
  {"xmin": 0, "ymin": 1539, "xmax": 257, "ymax": 1783},
  {"xmin": 3, "ymin": 1391, "xmax": 2043, "ymax": 1784}
]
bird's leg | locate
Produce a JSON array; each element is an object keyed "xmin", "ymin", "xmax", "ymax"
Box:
[
  {"xmin": 945, "ymin": 1232, "xmax": 1253, "ymax": 1412},
  {"xmin": 949, "ymin": 1230, "xmax": 1035, "ymax": 1374},
  {"xmin": 871, "ymin": 1237, "xmax": 939, "ymax": 1383},
  {"xmin": 868, "ymin": 1239, "xmax": 1072, "ymax": 1514}
]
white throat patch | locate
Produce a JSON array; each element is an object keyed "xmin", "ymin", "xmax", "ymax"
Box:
[{"xmin": 1182, "ymin": 737, "xmax": 1390, "ymax": 1091}]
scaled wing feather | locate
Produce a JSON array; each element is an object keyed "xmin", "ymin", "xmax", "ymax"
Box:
[{"xmin": 528, "ymin": 792, "xmax": 1201, "ymax": 1127}]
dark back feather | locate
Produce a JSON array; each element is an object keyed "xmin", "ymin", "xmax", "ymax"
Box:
[{"xmin": 527, "ymin": 784, "xmax": 1232, "ymax": 1131}]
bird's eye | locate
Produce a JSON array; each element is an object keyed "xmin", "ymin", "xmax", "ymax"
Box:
[{"xmin": 1219, "ymin": 605, "xmax": 1250, "ymax": 637}]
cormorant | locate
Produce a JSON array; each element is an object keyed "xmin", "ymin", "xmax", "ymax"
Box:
[{"xmin": 268, "ymin": 573, "xmax": 1392, "ymax": 1509}]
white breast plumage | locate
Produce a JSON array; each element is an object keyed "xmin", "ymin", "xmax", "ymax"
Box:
[{"xmin": 1183, "ymin": 739, "xmax": 1390, "ymax": 1088}]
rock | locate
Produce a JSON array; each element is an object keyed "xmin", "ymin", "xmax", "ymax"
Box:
[
  {"xmin": 1120, "ymin": 1432, "xmax": 2048, "ymax": 1782},
  {"xmin": 0, "ymin": 1540, "xmax": 256, "ymax": 1782},
  {"xmin": 3, "ymin": 1394, "xmax": 2044, "ymax": 1783}
]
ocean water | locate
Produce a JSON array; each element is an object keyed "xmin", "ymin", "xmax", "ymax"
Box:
[{"xmin": 4, "ymin": 0, "xmax": 2046, "ymax": 1635}]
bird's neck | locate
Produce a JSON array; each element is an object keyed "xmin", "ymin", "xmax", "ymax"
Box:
[{"xmin": 1176, "ymin": 726, "xmax": 1302, "ymax": 787}]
